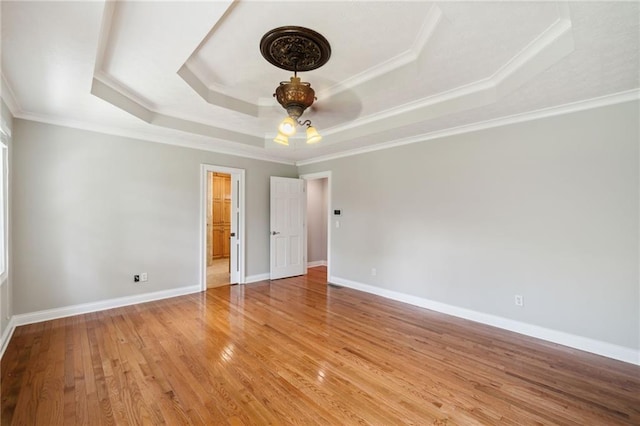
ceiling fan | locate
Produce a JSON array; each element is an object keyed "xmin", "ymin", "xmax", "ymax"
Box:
[{"xmin": 260, "ymin": 26, "xmax": 331, "ymax": 146}]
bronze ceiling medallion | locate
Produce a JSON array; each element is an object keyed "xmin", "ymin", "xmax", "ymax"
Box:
[{"xmin": 260, "ymin": 26, "xmax": 331, "ymax": 72}]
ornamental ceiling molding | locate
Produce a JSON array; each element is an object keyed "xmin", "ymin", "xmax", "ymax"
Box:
[
  {"xmin": 90, "ymin": 0, "xmax": 263, "ymax": 147},
  {"xmin": 296, "ymin": 89, "xmax": 640, "ymax": 167},
  {"xmin": 318, "ymin": 5, "xmax": 575, "ymax": 145},
  {"xmin": 1, "ymin": 73, "xmax": 21, "ymax": 116},
  {"xmin": 178, "ymin": 4, "xmax": 443, "ymax": 112},
  {"xmin": 89, "ymin": 2, "xmax": 576, "ymax": 152}
]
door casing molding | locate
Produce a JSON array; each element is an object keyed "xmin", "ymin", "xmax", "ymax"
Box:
[{"xmin": 200, "ymin": 164, "xmax": 246, "ymax": 290}]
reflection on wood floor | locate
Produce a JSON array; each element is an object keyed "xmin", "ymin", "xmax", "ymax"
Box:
[{"xmin": 2, "ymin": 266, "xmax": 639, "ymax": 424}]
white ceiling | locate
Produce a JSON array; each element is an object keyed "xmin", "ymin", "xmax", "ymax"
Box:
[{"xmin": 1, "ymin": 1, "xmax": 639, "ymax": 164}]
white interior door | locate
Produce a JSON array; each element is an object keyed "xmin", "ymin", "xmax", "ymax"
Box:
[
  {"xmin": 270, "ymin": 177, "xmax": 306, "ymax": 280},
  {"xmin": 230, "ymin": 173, "xmax": 240, "ymax": 284},
  {"xmin": 200, "ymin": 164, "xmax": 245, "ymax": 291}
]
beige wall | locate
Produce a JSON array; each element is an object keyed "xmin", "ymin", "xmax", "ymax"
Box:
[
  {"xmin": 11, "ymin": 119, "xmax": 297, "ymax": 314},
  {"xmin": 300, "ymin": 101, "xmax": 640, "ymax": 352}
]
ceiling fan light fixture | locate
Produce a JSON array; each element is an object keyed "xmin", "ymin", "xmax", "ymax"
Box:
[
  {"xmin": 306, "ymin": 125, "xmax": 322, "ymax": 144},
  {"xmin": 260, "ymin": 26, "xmax": 331, "ymax": 147},
  {"xmin": 278, "ymin": 116, "xmax": 297, "ymax": 136},
  {"xmin": 273, "ymin": 132, "xmax": 289, "ymax": 146},
  {"xmin": 275, "ymin": 76, "xmax": 316, "ymax": 120}
]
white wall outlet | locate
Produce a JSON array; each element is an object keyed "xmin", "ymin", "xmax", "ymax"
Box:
[
  {"xmin": 141, "ymin": 272, "xmax": 148, "ymax": 282},
  {"xmin": 515, "ymin": 295, "xmax": 524, "ymax": 307},
  {"xmin": 371, "ymin": 268, "xmax": 377, "ymax": 276},
  {"xmin": 335, "ymin": 220, "xmax": 340, "ymax": 228}
]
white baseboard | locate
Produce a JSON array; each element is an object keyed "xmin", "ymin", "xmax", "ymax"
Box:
[
  {"xmin": 1, "ymin": 285, "xmax": 201, "ymax": 359},
  {"xmin": 329, "ymin": 275, "xmax": 639, "ymax": 366},
  {"xmin": 11, "ymin": 285, "xmax": 201, "ymax": 328},
  {"xmin": 0, "ymin": 317, "xmax": 17, "ymax": 359},
  {"xmin": 244, "ymin": 273, "xmax": 270, "ymax": 284},
  {"xmin": 307, "ymin": 260, "xmax": 327, "ymax": 268}
]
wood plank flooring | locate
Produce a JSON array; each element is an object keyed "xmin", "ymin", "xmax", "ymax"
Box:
[{"xmin": 2, "ymin": 267, "xmax": 639, "ymax": 425}]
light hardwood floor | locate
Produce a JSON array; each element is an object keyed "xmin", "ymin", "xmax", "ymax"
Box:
[{"xmin": 2, "ymin": 267, "xmax": 639, "ymax": 425}]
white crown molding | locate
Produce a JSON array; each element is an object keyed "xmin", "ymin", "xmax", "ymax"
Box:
[
  {"xmin": 317, "ymin": 5, "xmax": 443, "ymax": 101},
  {"xmin": 1, "ymin": 72, "xmax": 21, "ymax": 117},
  {"xmin": 181, "ymin": 5, "xmax": 443, "ymax": 112},
  {"xmin": 91, "ymin": 75, "xmax": 264, "ymax": 147},
  {"xmin": 319, "ymin": 12, "xmax": 574, "ymax": 142},
  {"xmin": 11, "ymin": 87, "xmax": 638, "ymax": 169},
  {"xmin": 91, "ymin": 0, "xmax": 264, "ymax": 143},
  {"xmin": 329, "ymin": 275, "xmax": 639, "ymax": 366},
  {"xmin": 88, "ymin": 1, "xmax": 577, "ymax": 160},
  {"xmin": 494, "ymin": 13, "xmax": 573, "ymax": 97},
  {"xmin": 94, "ymin": 71, "xmax": 158, "ymax": 112},
  {"xmin": 296, "ymin": 89, "xmax": 640, "ymax": 167},
  {"xmin": 177, "ymin": 63, "xmax": 262, "ymax": 117},
  {"xmin": 93, "ymin": 0, "xmax": 116, "ymax": 74},
  {"xmin": 104, "ymin": 1, "xmax": 571, "ymax": 146},
  {"xmin": 13, "ymin": 110, "xmax": 295, "ymax": 165}
]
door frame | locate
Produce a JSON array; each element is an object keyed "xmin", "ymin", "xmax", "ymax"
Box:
[
  {"xmin": 299, "ymin": 171, "xmax": 332, "ymax": 279},
  {"xmin": 200, "ymin": 164, "xmax": 245, "ymax": 290}
]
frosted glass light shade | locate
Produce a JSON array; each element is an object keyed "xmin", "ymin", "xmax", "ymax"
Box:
[
  {"xmin": 306, "ymin": 126, "xmax": 322, "ymax": 144},
  {"xmin": 273, "ymin": 132, "xmax": 289, "ymax": 146},
  {"xmin": 278, "ymin": 117, "xmax": 297, "ymax": 136}
]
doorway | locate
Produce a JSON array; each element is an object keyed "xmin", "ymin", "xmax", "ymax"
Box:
[
  {"xmin": 300, "ymin": 171, "xmax": 331, "ymax": 279},
  {"xmin": 200, "ymin": 165, "xmax": 245, "ymax": 291},
  {"xmin": 207, "ymin": 172, "xmax": 231, "ymax": 288}
]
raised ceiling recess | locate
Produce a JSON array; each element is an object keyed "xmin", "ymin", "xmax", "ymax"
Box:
[
  {"xmin": 2, "ymin": 1, "xmax": 638, "ymax": 163},
  {"xmin": 259, "ymin": 26, "xmax": 331, "ymax": 72}
]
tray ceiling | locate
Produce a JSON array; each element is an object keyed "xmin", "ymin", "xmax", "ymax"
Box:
[{"xmin": 1, "ymin": 1, "xmax": 639, "ymax": 164}]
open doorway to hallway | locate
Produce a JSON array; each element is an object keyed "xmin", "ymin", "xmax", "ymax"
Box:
[
  {"xmin": 301, "ymin": 171, "xmax": 331, "ymax": 278},
  {"xmin": 207, "ymin": 172, "xmax": 231, "ymax": 288}
]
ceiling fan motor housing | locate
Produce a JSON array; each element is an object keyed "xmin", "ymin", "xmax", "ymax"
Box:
[{"xmin": 274, "ymin": 76, "xmax": 316, "ymax": 120}]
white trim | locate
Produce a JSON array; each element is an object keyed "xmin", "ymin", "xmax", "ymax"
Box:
[
  {"xmin": 13, "ymin": 110, "xmax": 294, "ymax": 166},
  {"xmin": 0, "ymin": 317, "xmax": 16, "ymax": 359},
  {"xmin": 244, "ymin": 273, "xmax": 270, "ymax": 284},
  {"xmin": 315, "ymin": 14, "xmax": 574, "ymax": 142},
  {"xmin": 329, "ymin": 275, "xmax": 640, "ymax": 366},
  {"xmin": 300, "ymin": 171, "xmax": 332, "ymax": 279},
  {"xmin": 297, "ymin": 89, "xmax": 640, "ymax": 166},
  {"xmin": 200, "ymin": 165, "xmax": 246, "ymax": 290},
  {"xmin": 13, "ymin": 285, "xmax": 200, "ymax": 328},
  {"xmin": 1, "ymin": 286, "xmax": 200, "ymax": 358},
  {"xmin": 1, "ymin": 73, "xmax": 21, "ymax": 116},
  {"xmin": 7, "ymin": 88, "xmax": 638, "ymax": 168},
  {"xmin": 317, "ymin": 5, "xmax": 443, "ymax": 101},
  {"xmin": 0, "ymin": 141, "xmax": 7, "ymax": 280},
  {"xmin": 307, "ymin": 260, "xmax": 327, "ymax": 268}
]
